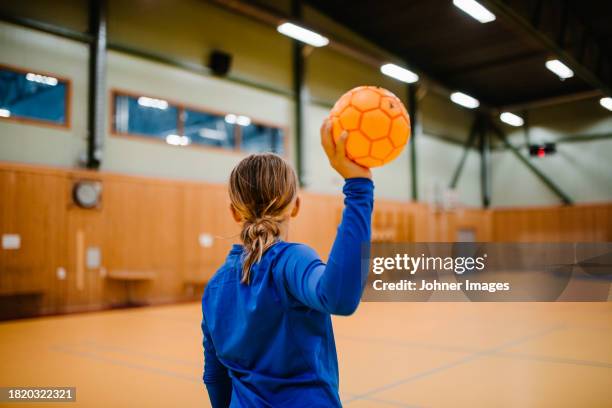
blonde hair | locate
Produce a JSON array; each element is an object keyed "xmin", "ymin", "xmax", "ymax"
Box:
[{"xmin": 228, "ymin": 153, "xmax": 298, "ymax": 284}]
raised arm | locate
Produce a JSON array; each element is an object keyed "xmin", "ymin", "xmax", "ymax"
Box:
[
  {"xmin": 278, "ymin": 120, "xmax": 374, "ymax": 315},
  {"xmin": 280, "ymin": 177, "xmax": 373, "ymax": 315}
]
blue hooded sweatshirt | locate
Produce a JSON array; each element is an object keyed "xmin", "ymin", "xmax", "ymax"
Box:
[{"xmin": 202, "ymin": 178, "xmax": 373, "ymax": 407}]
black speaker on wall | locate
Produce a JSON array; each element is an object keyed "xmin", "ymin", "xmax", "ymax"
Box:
[{"xmin": 208, "ymin": 50, "xmax": 232, "ymax": 76}]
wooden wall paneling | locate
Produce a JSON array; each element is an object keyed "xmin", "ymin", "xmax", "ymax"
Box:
[
  {"xmin": 210, "ymin": 184, "xmax": 240, "ymax": 276},
  {"xmin": 196, "ymin": 184, "xmax": 238, "ymax": 285},
  {"xmin": 508, "ymin": 211, "xmax": 521, "ymax": 241},
  {"xmin": 452, "ymin": 209, "xmax": 492, "ymax": 241},
  {"xmin": 607, "ymin": 205, "xmax": 612, "ymax": 241},
  {"xmin": 588, "ymin": 206, "xmax": 600, "ymax": 241},
  {"xmin": 571, "ymin": 207, "xmax": 585, "ymax": 242},
  {"xmin": 181, "ymin": 182, "xmax": 239, "ymax": 292},
  {"xmin": 565, "ymin": 206, "xmax": 584, "ymax": 242},
  {"xmin": 102, "ymin": 178, "xmax": 183, "ymax": 304},
  {"xmin": 492, "ymin": 210, "xmax": 505, "ymax": 242},
  {"xmin": 558, "ymin": 206, "xmax": 571, "ymax": 242},
  {"xmin": 64, "ymin": 201, "xmax": 106, "ymax": 312},
  {"xmin": 1, "ymin": 162, "xmax": 611, "ymax": 318},
  {"xmin": 491, "ymin": 204, "xmax": 612, "ymax": 243},
  {"xmin": 588, "ymin": 205, "xmax": 604, "ymax": 241},
  {"xmin": 0, "ymin": 169, "xmax": 67, "ymax": 318},
  {"xmin": 579, "ymin": 206, "xmax": 594, "ymax": 241},
  {"xmin": 607, "ymin": 204, "xmax": 612, "ymax": 241},
  {"xmin": 410, "ymin": 203, "xmax": 431, "ymax": 242},
  {"xmin": 395, "ymin": 208, "xmax": 405, "ymax": 241},
  {"xmin": 589, "ymin": 205, "xmax": 606, "ymax": 241},
  {"xmin": 182, "ymin": 183, "xmax": 216, "ymax": 287},
  {"xmin": 527, "ymin": 209, "xmax": 542, "ymax": 241},
  {"xmin": 541, "ymin": 209, "xmax": 555, "ymax": 241},
  {"xmin": 290, "ymin": 192, "xmax": 340, "ymax": 260},
  {"xmin": 581, "ymin": 206, "xmax": 597, "ymax": 241},
  {"xmin": 515, "ymin": 210, "xmax": 529, "ymax": 241},
  {"xmin": 494, "ymin": 210, "xmax": 506, "ymax": 242},
  {"xmin": 516, "ymin": 210, "xmax": 530, "ymax": 241}
]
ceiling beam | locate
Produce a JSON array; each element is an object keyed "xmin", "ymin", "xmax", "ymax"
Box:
[
  {"xmin": 480, "ymin": 0, "xmax": 612, "ymax": 96},
  {"xmin": 0, "ymin": 11, "xmax": 93, "ymax": 43}
]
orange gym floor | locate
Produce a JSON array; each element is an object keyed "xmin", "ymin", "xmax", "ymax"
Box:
[{"xmin": 1, "ymin": 302, "xmax": 611, "ymax": 407}]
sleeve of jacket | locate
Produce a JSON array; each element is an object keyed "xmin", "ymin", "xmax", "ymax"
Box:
[
  {"xmin": 279, "ymin": 178, "xmax": 374, "ymax": 315},
  {"xmin": 202, "ymin": 314, "xmax": 232, "ymax": 407}
]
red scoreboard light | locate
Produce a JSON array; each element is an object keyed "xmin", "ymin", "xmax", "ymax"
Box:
[{"xmin": 529, "ymin": 143, "xmax": 556, "ymax": 158}]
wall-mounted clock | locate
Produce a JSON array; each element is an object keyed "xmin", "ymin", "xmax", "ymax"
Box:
[{"xmin": 72, "ymin": 180, "xmax": 102, "ymax": 209}]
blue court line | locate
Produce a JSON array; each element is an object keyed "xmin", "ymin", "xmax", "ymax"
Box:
[
  {"xmin": 53, "ymin": 343, "xmax": 425, "ymax": 408},
  {"xmin": 75, "ymin": 318, "xmax": 611, "ymax": 405},
  {"xmin": 359, "ymin": 396, "xmax": 424, "ymax": 408},
  {"xmin": 493, "ymin": 351, "xmax": 612, "ymax": 369},
  {"xmin": 340, "ymin": 393, "xmax": 422, "ymax": 408},
  {"xmin": 117, "ymin": 313, "xmax": 199, "ymax": 326},
  {"xmin": 50, "ymin": 345, "xmax": 201, "ymax": 384},
  {"xmin": 343, "ymin": 325, "xmax": 563, "ymax": 405},
  {"xmin": 82, "ymin": 340, "xmax": 202, "ymax": 368},
  {"xmin": 336, "ymin": 334, "xmax": 478, "ymax": 354},
  {"xmin": 82, "ymin": 334, "xmax": 442, "ymax": 407},
  {"xmin": 337, "ymin": 330, "xmax": 612, "ymax": 370}
]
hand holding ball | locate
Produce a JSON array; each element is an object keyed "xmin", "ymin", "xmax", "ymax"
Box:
[{"xmin": 329, "ymin": 86, "xmax": 411, "ymax": 168}]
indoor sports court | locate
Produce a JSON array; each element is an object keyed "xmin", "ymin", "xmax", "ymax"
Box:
[{"xmin": 1, "ymin": 1, "xmax": 611, "ymax": 407}]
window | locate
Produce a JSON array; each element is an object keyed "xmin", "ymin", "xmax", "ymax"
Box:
[
  {"xmin": 114, "ymin": 94, "xmax": 179, "ymax": 139},
  {"xmin": 184, "ymin": 109, "xmax": 235, "ymax": 149},
  {"xmin": 0, "ymin": 65, "xmax": 70, "ymax": 127},
  {"xmin": 241, "ymin": 123, "xmax": 284, "ymax": 154},
  {"xmin": 112, "ymin": 90, "xmax": 285, "ymax": 154}
]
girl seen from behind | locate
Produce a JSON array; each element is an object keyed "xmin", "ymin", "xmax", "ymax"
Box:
[{"xmin": 202, "ymin": 119, "xmax": 374, "ymax": 407}]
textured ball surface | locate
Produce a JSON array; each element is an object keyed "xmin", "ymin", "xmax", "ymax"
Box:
[{"xmin": 329, "ymin": 86, "xmax": 411, "ymax": 168}]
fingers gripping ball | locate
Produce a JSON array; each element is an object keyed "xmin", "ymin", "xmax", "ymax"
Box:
[{"xmin": 329, "ymin": 86, "xmax": 411, "ymax": 168}]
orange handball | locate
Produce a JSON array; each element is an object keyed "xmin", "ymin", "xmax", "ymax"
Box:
[{"xmin": 329, "ymin": 86, "xmax": 410, "ymax": 168}]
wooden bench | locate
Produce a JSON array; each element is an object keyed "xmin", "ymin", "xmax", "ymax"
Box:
[{"xmin": 107, "ymin": 270, "xmax": 156, "ymax": 306}]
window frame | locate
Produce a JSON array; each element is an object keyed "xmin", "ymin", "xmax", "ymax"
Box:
[
  {"xmin": 110, "ymin": 88, "xmax": 289, "ymax": 157},
  {"xmin": 0, "ymin": 63, "xmax": 72, "ymax": 130}
]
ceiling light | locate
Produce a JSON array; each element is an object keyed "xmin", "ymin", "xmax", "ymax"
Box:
[
  {"xmin": 453, "ymin": 0, "xmax": 496, "ymax": 23},
  {"xmin": 277, "ymin": 22, "xmax": 329, "ymax": 47},
  {"xmin": 499, "ymin": 112, "xmax": 524, "ymax": 127},
  {"xmin": 0, "ymin": 108, "xmax": 10, "ymax": 118},
  {"xmin": 450, "ymin": 92, "xmax": 480, "ymax": 109},
  {"xmin": 599, "ymin": 97, "xmax": 612, "ymax": 111},
  {"xmin": 25, "ymin": 72, "xmax": 58, "ymax": 86},
  {"xmin": 545, "ymin": 59, "xmax": 574, "ymax": 80},
  {"xmin": 165, "ymin": 134, "xmax": 190, "ymax": 146},
  {"xmin": 380, "ymin": 63, "xmax": 419, "ymax": 83},
  {"xmin": 137, "ymin": 96, "xmax": 169, "ymax": 110},
  {"xmin": 236, "ymin": 115, "xmax": 251, "ymax": 127},
  {"xmin": 224, "ymin": 114, "xmax": 237, "ymax": 124}
]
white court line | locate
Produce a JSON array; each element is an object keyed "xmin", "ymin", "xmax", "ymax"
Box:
[{"xmin": 343, "ymin": 325, "xmax": 564, "ymax": 405}]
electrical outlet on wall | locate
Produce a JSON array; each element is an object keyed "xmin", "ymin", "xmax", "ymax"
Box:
[{"xmin": 56, "ymin": 267, "xmax": 67, "ymax": 280}]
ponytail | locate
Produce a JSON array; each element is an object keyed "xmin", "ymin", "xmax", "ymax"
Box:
[
  {"xmin": 228, "ymin": 153, "xmax": 298, "ymax": 284},
  {"xmin": 239, "ymin": 216, "xmax": 281, "ymax": 284}
]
